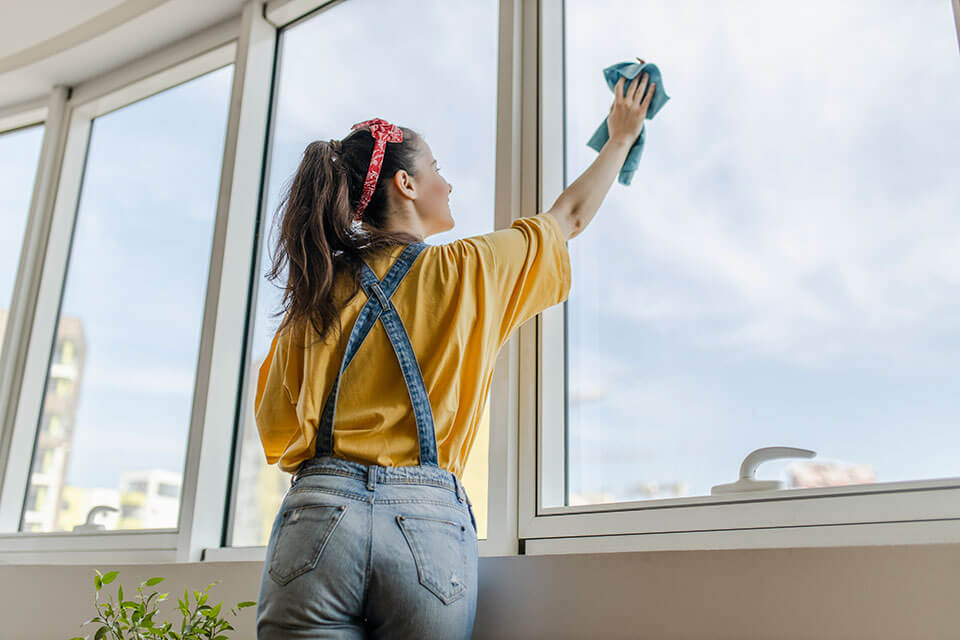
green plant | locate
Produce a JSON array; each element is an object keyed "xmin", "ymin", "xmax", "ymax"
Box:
[{"xmin": 69, "ymin": 569, "xmax": 256, "ymax": 639}]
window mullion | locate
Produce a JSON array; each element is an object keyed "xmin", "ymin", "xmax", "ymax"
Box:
[{"xmin": 176, "ymin": 0, "xmax": 278, "ymax": 562}]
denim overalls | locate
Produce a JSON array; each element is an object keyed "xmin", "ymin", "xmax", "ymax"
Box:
[{"xmin": 256, "ymin": 243, "xmax": 479, "ymax": 639}]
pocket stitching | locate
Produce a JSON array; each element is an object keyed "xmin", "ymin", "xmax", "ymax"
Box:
[
  {"xmin": 268, "ymin": 504, "xmax": 347, "ymax": 586},
  {"xmin": 396, "ymin": 514, "xmax": 467, "ymax": 605}
]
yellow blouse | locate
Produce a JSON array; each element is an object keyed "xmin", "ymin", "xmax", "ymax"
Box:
[{"xmin": 254, "ymin": 212, "xmax": 571, "ymax": 479}]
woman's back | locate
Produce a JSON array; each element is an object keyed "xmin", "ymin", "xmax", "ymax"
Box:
[{"xmin": 254, "ymin": 212, "xmax": 571, "ymax": 479}]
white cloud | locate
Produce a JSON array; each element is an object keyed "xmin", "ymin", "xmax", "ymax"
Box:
[{"xmin": 564, "ymin": 0, "xmax": 960, "ymax": 369}]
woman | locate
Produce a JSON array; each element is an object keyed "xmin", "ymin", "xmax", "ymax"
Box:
[{"xmin": 254, "ymin": 72, "xmax": 655, "ymax": 639}]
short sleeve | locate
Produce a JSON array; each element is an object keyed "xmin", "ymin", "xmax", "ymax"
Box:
[
  {"xmin": 446, "ymin": 213, "xmax": 572, "ymax": 347},
  {"xmin": 254, "ymin": 330, "xmax": 302, "ymax": 465}
]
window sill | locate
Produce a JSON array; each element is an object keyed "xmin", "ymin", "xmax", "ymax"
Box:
[
  {"xmin": 1, "ymin": 520, "xmax": 956, "ymax": 565},
  {"xmin": 523, "ymin": 519, "xmax": 960, "ymax": 555}
]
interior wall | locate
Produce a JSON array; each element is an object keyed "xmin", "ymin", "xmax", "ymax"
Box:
[{"xmin": 3, "ymin": 543, "xmax": 958, "ymax": 639}]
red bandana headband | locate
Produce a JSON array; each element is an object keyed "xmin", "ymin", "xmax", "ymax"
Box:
[{"xmin": 350, "ymin": 117, "xmax": 403, "ymax": 222}]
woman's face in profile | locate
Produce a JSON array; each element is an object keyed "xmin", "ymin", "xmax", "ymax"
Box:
[{"xmin": 416, "ymin": 140, "xmax": 454, "ymax": 238}]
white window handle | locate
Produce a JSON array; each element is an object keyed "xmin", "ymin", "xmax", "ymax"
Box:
[
  {"xmin": 711, "ymin": 446, "xmax": 816, "ymax": 495},
  {"xmin": 72, "ymin": 505, "xmax": 118, "ymax": 532}
]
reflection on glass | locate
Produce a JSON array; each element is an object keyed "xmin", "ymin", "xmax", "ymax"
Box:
[
  {"xmin": 232, "ymin": 0, "xmax": 498, "ymax": 546},
  {"xmin": 563, "ymin": 0, "xmax": 960, "ymax": 506},
  {"xmin": 20, "ymin": 65, "xmax": 233, "ymax": 533},
  {"xmin": 0, "ymin": 124, "xmax": 44, "ymax": 367}
]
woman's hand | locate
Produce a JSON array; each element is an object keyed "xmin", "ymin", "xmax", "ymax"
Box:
[{"xmin": 606, "ymin": 66, "xmax": 656, "ymax": 146}]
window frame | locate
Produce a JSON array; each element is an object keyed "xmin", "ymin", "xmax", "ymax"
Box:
[
  {"xmin": 222, "ymin": 0, "xmax": 525, "ymax": 559},
  {"xmin": 0, "ymin": 11, "xmax": 241, "ymax": 562},
  {"xmin": 518, "ymin": 0, "xmax": 960, "ymax": 553},
  {"xmin": 0, "ymin": 100, "xmax": 51, "ymax": 528},
  {"xmin": 1, "ymin": 0, "xmax": 958, "ymax": 565},
  {"xmin": 0, "ymin": 0, "xmax": 525, "ymax": 564}
]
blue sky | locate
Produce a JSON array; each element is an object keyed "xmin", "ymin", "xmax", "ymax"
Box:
[
  {"xmin": 0, "ymin": 67, "xmax": 234, "ymax": 492},
  {"xmin": 564, "ymin": 0, "xmax": 960, "ymax": 498},
  {"xmin": 1, "ymin": 0, "xmax": 958, "ymax": 505}
]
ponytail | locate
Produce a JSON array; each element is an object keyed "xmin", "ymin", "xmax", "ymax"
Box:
[{"xmin": 263, "ymin": 125, "xmax": 423, "ymax": 349}]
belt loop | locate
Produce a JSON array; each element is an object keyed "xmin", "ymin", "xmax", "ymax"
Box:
[
  {"xmin": 367, "ymin": 465, "xmax": 377, "ymax": 491},
  {"xmin": 453, "ymin": 472, "xmax": 465, "ymax": 503},
  {"xmin": 290, "ymin": 466, "xmax": 300, "ymax": 487}
]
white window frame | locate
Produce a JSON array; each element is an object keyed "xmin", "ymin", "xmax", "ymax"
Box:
[
  {"xmin": 0, "ymin": 8, "xmax": 243, "ymax": 563},
  {"xmin": 4, "ymin": 0, "xmax": 955, "ymax": 566},
  {"xmin": 518, "ymin": 0, "xmax": 960, "ymax": 554},
  {"xmin": 0, "ymin": 96, "xmax": 54, "ymax": 525},
  {"xmin": 215, "ymin": 0, "xmax": 527, "ymax": 562},
  {"xmin": 0, "ymin": 0, "xmax": 526, "ymax": 564}
]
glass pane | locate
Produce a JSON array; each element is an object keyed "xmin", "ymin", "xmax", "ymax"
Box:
[
  {"xmin": 562, "ymin": 0, "xmax": 960, "ymax": 506},
  {"xmin": 20, "ymin": 66, "xmax": 233, "ymax": 532},
  {"xmin": 0, "ymin": 124, "xmax": 44, "ymax": 364},
  {"xmin": 232, "ymin": 0, "xmax": 498, "ymax": 546}
]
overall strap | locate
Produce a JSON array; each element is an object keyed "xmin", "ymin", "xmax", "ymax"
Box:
[{"xmin": 314, "ymin": 243, "xmax": 439, "ymax": 467}]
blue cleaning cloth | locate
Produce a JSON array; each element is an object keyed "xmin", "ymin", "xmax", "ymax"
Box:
[{"xmin": 586, "ymin": 60, "xmax": 670, "ymax": 185}]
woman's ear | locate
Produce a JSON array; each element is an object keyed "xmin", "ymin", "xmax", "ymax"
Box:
[{"xmin": 392, "ymin": 169, "xmax": 417, "ymax": 200}]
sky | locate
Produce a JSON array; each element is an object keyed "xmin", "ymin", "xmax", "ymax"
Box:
[
  {"xmin": 0, "ymin": 66, "xmax": 234, "ymax": 496},
  {"xmin": 0, "ymin": 0, "xmax": 958, "ymax": 511},
  {"xmin": 564, "ymin": 0, "xmax": 960, "ymax": 499}
]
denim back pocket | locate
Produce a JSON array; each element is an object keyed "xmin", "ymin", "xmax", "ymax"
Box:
[
  {"xmin": 268, "ymin": 504, "xmax": 347, "ymax": 586},
  {"xmin": 396, "ymin": 514, "xmax": 467, "ymax": 605}
]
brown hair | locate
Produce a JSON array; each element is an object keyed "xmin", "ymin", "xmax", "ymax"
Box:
[{"xmin": 263, "ymin": 125, "xmax": 424, "ymax": 348}]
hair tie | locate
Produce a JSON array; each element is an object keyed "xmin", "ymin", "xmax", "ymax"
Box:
[{"xmin": 350, "ymin": 118, "xmax": 403, "ymax": 222}]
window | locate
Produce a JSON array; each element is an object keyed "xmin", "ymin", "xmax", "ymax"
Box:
[
  {"xmin": 542, "ymin": 0, "xmax": 960, "ymax": 520},
  {"xmin": 8, "ymin": 0, "xmax": 949, "ymax": 564},
  {"xmin": 127, "ymin": 480, "xmax": 149, "ymax": 494},
  {"xmin": 230, "ymin": 0, "xmax": 500, "ymax": 547},
  {"xmin": 16, "ymin": 65, "xmax": 233, "ymax": 534},
  {"xmin": 54, "ymin": 339, "xmax": 77, "ymax": 365},
  {"xmin": 31, "ymin": 448, "xmax": 54, "ymax": 475},
  {"xmin": 25, "ymin": 486, "xmax": 41, "ymax": 513},
  {"xmin": 0, "ymin": 124, "xmax": 44, "ymax": 363},
  {"xmin": 54, "ymin": 378, "xmax": 72, "ymax": 397},
  {"xmin": 157, "ymin": 482, "xmax": 181, "ymax": 498},
  {"xmin": 47, "ymin": 415, "xmax": 63, "ymax": 438}
]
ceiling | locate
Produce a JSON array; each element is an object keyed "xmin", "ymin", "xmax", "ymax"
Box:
[{"xmin": 0, "ymin": 0, "xmax": 248, "ymax": 111}]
